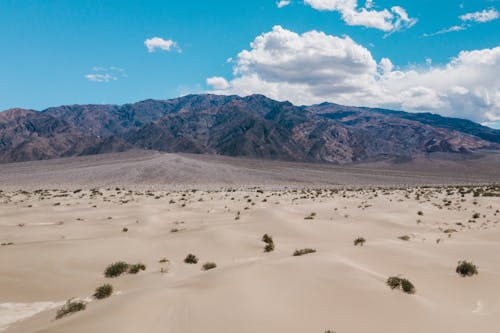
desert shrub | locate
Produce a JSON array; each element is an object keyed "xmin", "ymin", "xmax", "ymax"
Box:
[
  {"xmin": 400, "ymin": 279, "xmax": 416, "ymax": 294},
  {"xmin": 55, "ymin": 299, "xmax": 86, "ymax": 319},
  {"xmin": 93, "ymin": 284, "xmax": 113, "ymax": 299},
  {"xmin": 202, "ymin": 262, "xmax": 217, "ymax": 270},
  {"xmin": 262, "ymin": 234, "xmax": 273, "ymax": 244},
  {"xmin": 264, "ymin": 242, "xmax": 275, "ymax": 252},
  {"xmin": 184, "ymin": 254, "xmax": 198, "ymax": 264},
  {"xmin": 456, "ymin": 260, "xmax": 478, "ymax": 277},
  {"xmin": 353, "ymin": 237, "xmax": 366, "ymax": 246},
  {"xmin": 386, "ymin": 276, "xmax": 401, "ymax": 289},
  {"xmin": 128, "ymin": 263, "xmax": 146, "ymax": 274},
  {"xmin": 262, "ymin": 233, "xmax": 275, "ymax": 252},
  {"xmin": 386, "ymin": 276, "xmax": 415, "ymax": 294},
  {"xmin": 398, "ymin": 235, "xmax": 410, "ymax": 241},
  {"xmin": 122, "ymin": 227, "xmax": 128, "ymax": 232},
  {"xmin": 104, "ymin": 261, "xmax": 129, "ymax": 278},
  {"xmin": 472, "ymin": 212, "xmax": 480, "ymax": 219},
  {"xmin": 417, "ymin": 210, "xmax": 423, "ymax": 216},
  {"xmin": 293, "ymin": 248, "xmax": 316, "ymax": 256},
  {"xmin": 159, "ymin": 257, "xmax": 168, "ymax": 263}
]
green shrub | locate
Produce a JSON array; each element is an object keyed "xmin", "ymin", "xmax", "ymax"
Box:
[
  {"xmin": 262, "ymin": 233, "xmax": 275, "ymax": 252},
  {"xmin": 400, "ymin": 279, "xmax": 415, "ymax": 294},
  {"xmin": 456, "ymin": 260, "xmax": 478, "ymax": 277},
  {"xmin": 264, "ymin": 242, "xmax": 275, "ymax": 252},
  {"xmin": 353, "ymin": 237, "xmax": 366, "ymax": 246},
  {"xmin": 128, "ymin": 263, "xmax": 146, "ymax": 274},
  {"xmin": 104, "ymin": 261, "xmax": 129, "ymax": 278},
  {"xmin": 202, "ymin": 262, "xmax": 217, "ymax": 270},
  {"xmin": 293, "ymin": 248, "xmax": 316, "ymax": 256},
  {"xmin": 55, "ymin": 300, "xmax": 86, "ymax": 319},
  {"xmin": 262, "ymin": 233, "xmax": 273, "ymax": 244},
  {"xmin": 386, "ymin": 276, "xmax": 415, "ymax": 294},
  {"xmin": 93, "ymin": 284, "xmax": 113, "ymax": 299},
  {"xmin": 184, "ymin": 254, "xmax": 198, "ymax": 264}
]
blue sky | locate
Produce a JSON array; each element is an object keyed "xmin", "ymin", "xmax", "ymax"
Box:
[{"xmin": 1, "ymin": 0, "xmax": 499, "ymax": 127}]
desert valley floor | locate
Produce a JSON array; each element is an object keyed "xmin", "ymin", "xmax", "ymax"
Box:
[{"xmin": 1, "ymin": 152, "xmax": 500, "ymax": 333}]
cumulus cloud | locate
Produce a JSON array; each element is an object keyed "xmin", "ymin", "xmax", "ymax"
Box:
[
  {"xmin": 303, "ymin": 0, "xmax": 416, "ymax": 32},
  {"xmin": 277, "ymin": 0, "xmax": 291, "ymax": 8},
  {"xmin": 85, "ymin": 66, "xmax": 126, "ymax": 83},
  {"xmin": 460, "ymin": 8, "xmax": 499, "ymax": 23},
  {"xmin": 206, "ymin": 76, "xmax": 230, "ymax": 90},
  {"xmin": 207, "ymin": 26, "xmax": 500, "ymax": 125},
  {"xmin": 144, "ymin": 37, "xmax": 181, "ymax": 53}
]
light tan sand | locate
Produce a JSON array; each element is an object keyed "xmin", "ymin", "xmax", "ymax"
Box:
[{"xmin": 1, "ymin": 186, "xmax": 499, "ymax": 332}]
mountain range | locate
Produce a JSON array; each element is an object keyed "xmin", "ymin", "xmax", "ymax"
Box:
[{"xmin": 0, "ymin": 94, "xmax": 499, "ymax": 164}]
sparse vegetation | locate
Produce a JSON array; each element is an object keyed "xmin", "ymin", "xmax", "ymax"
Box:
[
  {"xmin": 262, "ymin": 233, "xmax": 275, "ymax": 252},
  {"xmin": 93, "ymin": 284, "xmax": 113, "ymax": 299},
  {"xmin": 304, "ymin": 212, "xmax": 316, "ymax": 220},
  {"xmin": 104, "ymin": 261, "xmax": 129, "ymax": 278},
  {"xmin": 353, "ymin": 237, "xmax": 366, "ymax": 246},
  {"xmin": 128, "ymin": 263, "xmax": 146, "ymax": 274},
  {"xmin": 202, "ymin": 262, "xmax": 217, "ymax": 270},
  {"xmin": 293, "ymin": 248, "xmax": 316, "ymax": 256},
  {"xmin": 386, "ymin": 276, "xmax": 415, "ymax": 294},
  {"xmin": 184, "ymin": 253, "xmax": 198, "ymax": 264},
  {"xmin": 456, "ymin": 260, "xmax": 478, "ymax": 277},
  {"xmin": 55, "ymin": 299, "xmax": 86, "ymax": 319}
]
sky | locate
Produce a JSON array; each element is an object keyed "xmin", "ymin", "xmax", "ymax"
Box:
[{"xmin": 1, "ymin": 0, "xmax": 499, "ymax": 128}]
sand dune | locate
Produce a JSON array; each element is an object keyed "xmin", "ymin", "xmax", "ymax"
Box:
[
  {"xmin": 1, "ymin": 185, "xmax": 499, "ymax": 332},
  {"xmin": 0, "ymin": 150, "xmax": 499, "ymax": 189}
]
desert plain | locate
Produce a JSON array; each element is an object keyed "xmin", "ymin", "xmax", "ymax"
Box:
[{"xmin": 1, "ymin": 151, "xmax": 500, "ymax": 333}]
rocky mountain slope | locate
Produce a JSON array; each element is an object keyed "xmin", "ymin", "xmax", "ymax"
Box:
[{"xmin": 0, "ymin": 94, "xmax": 498, "ymax": 164}]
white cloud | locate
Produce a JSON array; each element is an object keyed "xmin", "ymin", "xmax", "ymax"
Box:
[
  {"xmin": 303, "ymin": 0, "xmax": 416, "ymax": 32},
  {"xmin": 206, "ymin": 76, "xmax": 230, "ymax": 89},
  {"xmin": 207, "ymin": 26, "xmax": 500, "ymax": 124},
  {"xmin": 277, "ymin": 0, "xmax": 291, "ymax": 8},
  {"xmin": 84, "ymin": 66, "xmax": 126, "ymax": 83},
  {"xmin": 85, "ymin": 73, "xmax": 116, "ymax": 82},
  {"xmin": 144, "ymin": 37, "xmax": 181, "ymax": 53},
  {"xmin": 424, "ymin": 24, "xmax": 466, "ymax": 37},
  {"xmin": 460, "ymin": 8, "xmax": 499, "ymax": 23},
  {"xmin": 425, "ymin": 7, "xmax": 498, "ymax": 37}
]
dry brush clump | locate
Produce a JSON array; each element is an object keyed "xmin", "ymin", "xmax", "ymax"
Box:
[
  {"xmin": 262, "ymin": 233, "xmax": 275, "ymax": 252},
  {"xmin": 202, "ymin": 262, "xmax": 217, "ymax": 270},
  {"xmin": 293, "ymin": 248, "xmax": 316, "ymax": 256},
  {"xmin": 353, "ymin": 237, "xmax": 366, "ymax": 246},
  {"xmin": 93, "ymin": 284, "xmax": 113, "ymax": 299},
  {"xmin": 55, "ymin": 299, "xmax": 86, "ymax": 319},
  {"xmin": 184, "ymin": 253, "xmax": 198, "ymax": 264},
  {"xmin": 386, "ymin": 276, "xmax": 416, "ymax": 294},
  {"xmin": 456, "ymin": 260, "xmax": 478, "ymax": 277},
  {"xmin": 104, "ymin": 261, "xmax": 146, "ymax": 277}
]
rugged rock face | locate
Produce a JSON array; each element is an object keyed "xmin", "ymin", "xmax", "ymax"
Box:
[{"xmin": 0, "ymin": 94, "xmax": 498, "ymax": 164}]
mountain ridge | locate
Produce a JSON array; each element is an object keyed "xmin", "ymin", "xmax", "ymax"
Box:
[{"xmin": 0, "ymin": 94, "xmax": 498, "ymax": 164}]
